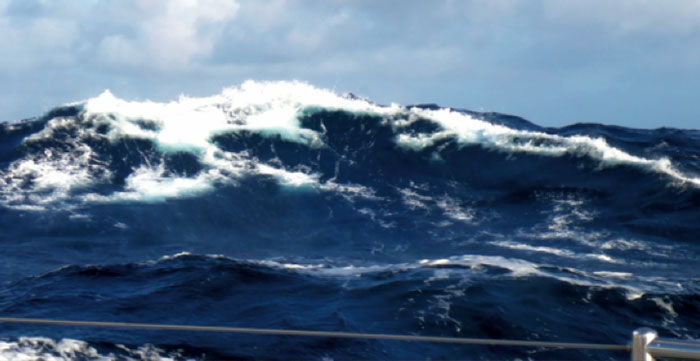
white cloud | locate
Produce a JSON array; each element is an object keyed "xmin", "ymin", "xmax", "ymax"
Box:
[
  {"xmin": 99, "ymin": 0, "xmax": 239, "ymax": 70},
  {"xmin": 0, "ymin": 0, "xmax": 239, "ymax": 71}
]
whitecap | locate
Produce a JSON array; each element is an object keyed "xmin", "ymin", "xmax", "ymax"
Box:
[
  {"xmin": 3, "ymin": 80, "xmax": 698, "ymax": 210},
  {"xmin": 0, "ymin": 337, "xmax": 194, "ymax": 361}
]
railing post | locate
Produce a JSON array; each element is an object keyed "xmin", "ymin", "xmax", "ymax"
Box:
[{"xmin": 632, "ymin": 328, "xmax": 658, "ymax": 361}]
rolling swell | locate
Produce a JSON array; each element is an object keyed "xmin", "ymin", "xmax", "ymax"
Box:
[
  {"xmin": 2, "ymin": 253, "xmax": 698, "ymax": 360},
  {"xmin": 0, "ymin": 81, "xmax": 699, "ymax": 360}
]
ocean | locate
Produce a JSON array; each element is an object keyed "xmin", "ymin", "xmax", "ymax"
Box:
[{"xmin": 0, "ymin": 81, "xmax": 698, "ymax": 360}]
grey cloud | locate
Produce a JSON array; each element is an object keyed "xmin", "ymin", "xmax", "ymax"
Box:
[{"xmin": 0, "ymin": 0, "xmax": 699, "ymax": 129}]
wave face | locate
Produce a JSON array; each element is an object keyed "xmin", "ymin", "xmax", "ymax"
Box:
[{"xmin": 1, "ymin": 81, "xmax": 699, "ymax": 360}]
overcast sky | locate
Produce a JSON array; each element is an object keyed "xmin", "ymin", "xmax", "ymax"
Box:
[{"xmin": 1, "ymin": 0, "xmax": 699, "ymax": 129}]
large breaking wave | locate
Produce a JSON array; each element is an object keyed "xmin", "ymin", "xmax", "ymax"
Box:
[
  {"xmin": 2, "ymin": 80, "xmax": 698, "ymax": 211},
  {"xmin": 0, "ymin": 81, "xmax": 699, "ymax": 360}
]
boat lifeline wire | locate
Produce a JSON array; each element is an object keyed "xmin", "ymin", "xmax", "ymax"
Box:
[{"xmin": 0, "ymin": 317, "xmax": 628, "ymax": 351}]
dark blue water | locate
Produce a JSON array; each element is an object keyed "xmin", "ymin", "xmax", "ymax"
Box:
[{"xmin": 1, "ymin": 82, "xmax": 699, "ymax": 360}]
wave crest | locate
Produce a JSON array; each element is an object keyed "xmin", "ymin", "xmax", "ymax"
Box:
[{"xmin": 1, "ymin": 80, "xmax": 699, "ymax": 211}]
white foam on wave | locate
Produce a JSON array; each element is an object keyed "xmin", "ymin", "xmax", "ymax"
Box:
[
  {"xmin": 149, "ymin": 251, "xmax": 543, "ymax": 279},
  {"xmin": 497, "ymin": 196, "xmax": 646, "ymax": 266},
  {"xmin": 184, "ymin": 252, "xmax": 667, "ymax": 299},
  {"xmin": 39, "ymin": 251, "xmax": 679, "ymax": 305},
  {"xmin": 84, "ymin": 81, "xmax": 395, "ymax": 152},
  {"xmin": 1, "ymin": 81, "xmax": 394, "ymax": 208},
  {"xmin": 517, "ymin": 195, "xmax": 678, "ymax": 263},
  {"xmin": 398, "ymin": 187, "xmax": 433, "ymax": 210},
  {"xmin": 397, "ymin": 184, "xmax": 476, "ymax": 224},
  {"xmin": 0, "ymin": 337, "xmax": 193, "ymax": 361},
  {"xmin": 98, "ymin": 164, "xmax": 215, "ymax": 202},
  {"xmin": 489, "ymin": 240, "xmax": 624, "ymax": 264},
  {"xmin": 651, "ymin": 296, "xmax": 679, "ymax": 322},
  {"xmin": 435, "ymin": 196, "xmax": 476, "ymax": 223},
  {"xmin": 76, "ymin": 83, "xmax": 342, "ymax": 200},
  {"xmin": 395, "ymin": 107, "xmax": 700, "ymax": 187},
  {"xmin": 319, "ymin": 181, "xmax": 380, "ymax": 201},
  {"xmin": 3, "ymin": 80, "xmax": 698, "ymax": 209},
  {"xmin": 255, "ymin": 163, "xmax": 319, "ymax": 187},
  {"xmin": 490, "ymin": 240, "xmax": 577, "ymax": 258},
  {"xmin": 0, "ymin": 134, "xmax": 110, "ymax": 211},
  {"xmin": 81, "ymin": 81, "xmax": 397, "ymax": 197},
  {"xmin": 48, "ymin": 250, "xmax": 658, "ymax": 301},
  {"xmin": 593, "ymin": 271, "xmax": 634, "ymax": 278},
  {"xmin": 160, "ymin": 251, "xmax": 606, "ymax": 291},
  {"xmin": 253, "ymin": 253, "xmax": 676, "ymax": 300},
  {"xmin": 85, "ymin": 90, "xmax": 229, "ymax": 153}
]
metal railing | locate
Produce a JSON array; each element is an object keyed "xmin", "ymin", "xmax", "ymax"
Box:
[
  {"xmin": 1, "ymin": 317, "xmax": 699, "ymax": 360},
  {"xmin": 632, "ymin": 328, "xmax": 700, "ymax": 361}
]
